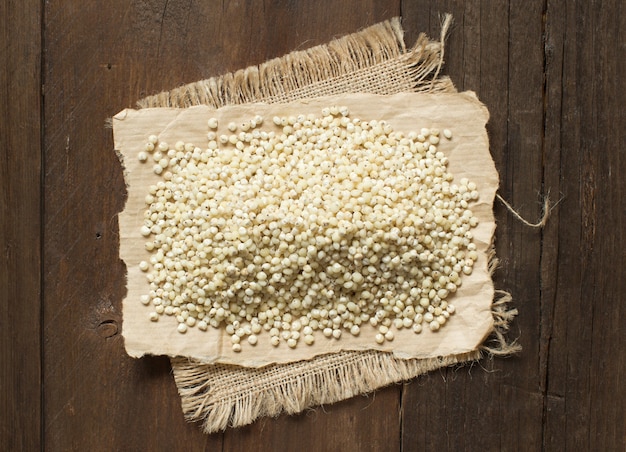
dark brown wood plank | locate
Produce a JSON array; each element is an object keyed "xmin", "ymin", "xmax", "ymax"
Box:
[
  {"xmin": 0, "ymin": 1, "xmax": 42, "ymax": 450},
  {"xmin": 543, "ymin": 1, "xmax": 626, "ymax": 450},
  {"xmin": 42, "ymin": 1, "xmax": 401, "ymax": 450},
  {"xmin": 224, "ymin": 386, "xmax": 401, "ymax": 452},
  {"xmin": 401, "ymin": 2, "xmax": 546, "ymax": 450}
]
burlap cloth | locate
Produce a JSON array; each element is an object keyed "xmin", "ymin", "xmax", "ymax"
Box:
[{"xmin": 129, "ymin": 16, "xmax": 518, "ymax": 433}]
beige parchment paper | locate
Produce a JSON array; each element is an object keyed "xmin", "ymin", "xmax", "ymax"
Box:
[{"xmin": 113, "ymin": 91, "xmax": 496, "ymax": 367}]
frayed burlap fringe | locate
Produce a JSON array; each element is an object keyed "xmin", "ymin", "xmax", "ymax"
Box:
[
  {"xmin": 170, "ymin": 349, "xmax": 480, "ymax": 433},
  {"xmin": 481, "ymin": 248, "xmax": 521, "ymax": 356},
  {"xmin": 138, "ymin": 17, "xmax": 453, "ymax": 109},
  {"xmin": 137, "ymin": 15, "xmax": 520, "ymax": 434}
]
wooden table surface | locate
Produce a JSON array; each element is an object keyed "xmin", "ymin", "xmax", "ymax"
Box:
[{"xmin": 2, "ymin": 1, "xmax": 624, "ymax": 450}]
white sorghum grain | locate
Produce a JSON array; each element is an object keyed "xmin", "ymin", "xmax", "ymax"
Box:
[{"xmin": 138, "ymin": 107, "xmax": 479, "ymax": 350}]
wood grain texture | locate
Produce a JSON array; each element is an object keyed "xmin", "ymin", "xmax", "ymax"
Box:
[
  {"xmin": 0, "ymin": 1, "xmax": 42, "ymax": 450},
  {"xmin": 1, "ymin": 0, "xmax": 624, "ymax": 450},
  {"xmin": 223, "ymin": 386, "xmax": 401, "ymax": 452},
  {"xmin": 542, "ymin": 1, "xmax": 626, "ymax": 450}
]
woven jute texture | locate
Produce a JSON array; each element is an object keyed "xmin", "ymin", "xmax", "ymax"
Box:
[{"xmin": 137, "ymin": 16, "xmax": 519, "ymax": 433}]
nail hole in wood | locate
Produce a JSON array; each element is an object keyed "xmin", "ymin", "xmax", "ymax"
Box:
[{"xmin": 97, "ymin": 320, "xmax": 118, "ymax": 338}]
